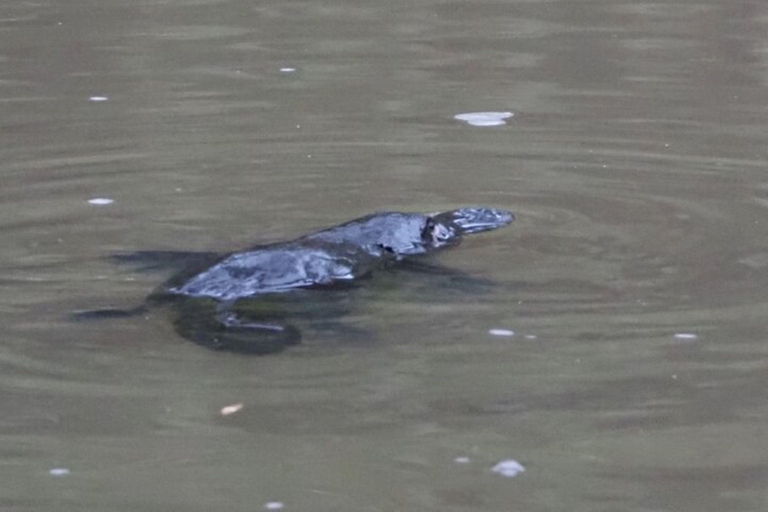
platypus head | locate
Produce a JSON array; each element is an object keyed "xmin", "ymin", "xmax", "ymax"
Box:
[
  {"xmin": 395, "ymin": 206, "xmax": 515, "ymax": 255},
  {"xmin": 306, "ymin": 207, "xmax": 514, "ymax": 258},
  {"xmin": 431, "ymin": 206, "xmax": 515, "ymax": 235},
  {"xmin": 419, "ymin": 206, "xmax": 514, "ymax": 252}
]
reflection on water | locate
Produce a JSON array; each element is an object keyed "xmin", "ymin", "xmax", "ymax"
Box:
[{"xmin": 2, "ymin": 0, "xmax": 768, "ymax": 510}]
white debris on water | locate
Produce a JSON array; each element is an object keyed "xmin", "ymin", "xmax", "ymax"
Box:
[
  {"xmin": 49, "ymin": 468, "xmax": 70, "ymax": 476},
  {"xmin": 264, "ymin": 502, "xmax": 284, "ymax": 510},
  {"xmin": 220, "ymin": 403, "xmax": 243, "ymax": 416},
  {"xmin": 523, "ymin": 334, "xmax": 537, "ymax": 340},
  {"xmin": 89, "ymin": 96, "xmax": 108, "ymax": 102},
  {"xmin": 280, "ymin": 67, "xmax": 296, "ymax": 73},
  {"xmin": 87, "ymin": 198, "xmax": 114, "ymax": 205},
  {"xmin": 674, "ymin": 333, "xmax": 698, "ymax": 340},
  {"xmin": 454, "ymin": 456, "xmax": 471, "ymax": 464},
  {"xmin": 489, "ymin": 328, "xmax": 515, "ymax": 337},
  {"xmin": 491, "ymin": 459, "xmax": 525, "ymax": 478},
  {"xmin": 454, "ymin": 111, "xmax": 514, "ymax": 127}
]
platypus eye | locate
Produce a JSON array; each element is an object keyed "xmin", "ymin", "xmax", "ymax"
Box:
[
  {"xmin": 378, "ymin": 244, "xmax": 396, "ymax": 255},
  {"xmin": 423, "ymin": 217, "xmax": 456, "ymax": 245},
  {"xmin": 421, "ymin": 218, "xmax": 436, "ymax": 240}
]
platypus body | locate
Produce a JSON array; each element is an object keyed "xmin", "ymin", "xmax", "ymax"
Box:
[{"xmin": 80, "ymin": 207, "xmax": 514, "ymax": 355}]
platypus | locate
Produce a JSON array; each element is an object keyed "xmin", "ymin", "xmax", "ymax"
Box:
[{"xmin": 78, "ymin": 207, "xmax": 514, "ymax": 354}]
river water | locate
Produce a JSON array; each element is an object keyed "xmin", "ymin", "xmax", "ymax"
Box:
[{"xmin": 2, "ymin": 0, "xmax": 768, "ymax": 510}]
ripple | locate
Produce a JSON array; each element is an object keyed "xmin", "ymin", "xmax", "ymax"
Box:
[{"xmin": 497, "ymin": 185, "xmax": 767, "ymax": 321}]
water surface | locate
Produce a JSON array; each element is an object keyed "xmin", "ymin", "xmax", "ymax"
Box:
[{"xmin": 2, "ymin": 0, "xmax": 768, "ymax": 510}]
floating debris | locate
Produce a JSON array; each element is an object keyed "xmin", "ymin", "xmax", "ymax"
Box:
[
  {"xmin": 454, "ymin": 456, "xmax": 471, "ymax": 464},
  {"xmin": 523, "ymin": 334, "xmax": 537, "ymax": 340},
  {"xmin": 49, "ymin": 468, "xmax": 70, "ymax": 476},
  {"xmin": 454, "ymin": 111, "xmax": 514, "ymax": 127},
  {"xmin": 492, "ymin": 459, "xmax": 525, "ymax": 477},
  {"xmin": 489, "ymin": 328, "xmax": 515, "ymax": 337},
  {"xmin": 280, "ymin": 67, "xmax": 296, "ymax": 73},
  {"xmin": 674, "ymin": 333, "xmax": 698, "ymax": 340},
  {"xmin": 220, "ymin": 403, "xmax": 244, "ymax": 416},
  {"xmin": 264, "ymin": 502, "xmax": 284, "ymax": 510},
  {"xmin": 87, "ymin": 198, "xmax": 114, "ymax": 205},
  {"xmin": 89, "ymin": 96, "xmax": 109, "ymax": 102}
]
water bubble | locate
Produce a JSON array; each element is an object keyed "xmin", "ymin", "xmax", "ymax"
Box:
[
  {"xmin": 489, "ymin": 328, "xmax": 514, "ymax": 337},
  {"xmin": 454, "ymin": 111, "xmax": 514, "ymax": 127},
  {"xmin": 49, "ymin": 468, "xmax": 70, "ymax": 476},
  {"xmin": 280, "ymin": 67, "xmax": 296, "ymax": 73},
  {"xmin": 674, "ymin": 333, "xmax": 698, "ymax": 340},
  {"xmin": 89, "ymin": 96, "xmax": 108, "ymax": 102},
  {"xmin": 87, "ymin": 198, "xmax": 114, "ymax": 205},
  {"xmin": 264, "ymin": 502, "xmax": 284, "ymax": 510},
  {"xmin": 491, "ymin": 459, "xmax": 525, "ymax": 477},
  {"xmin": 454, "ymin": 456, "xmax": 471, "ymax": 464}
]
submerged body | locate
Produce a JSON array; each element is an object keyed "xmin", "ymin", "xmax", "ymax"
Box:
[{"xmin": 168, "ymin": 207, "xmax": 513, "ymax": 302}]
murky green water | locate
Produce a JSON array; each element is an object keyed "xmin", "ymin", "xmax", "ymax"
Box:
[{"xmin": 2, "ymin": 0, "xmax": 768, "ymax": 510}]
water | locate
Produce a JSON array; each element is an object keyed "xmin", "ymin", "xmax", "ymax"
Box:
[{"xmin": 2, "ymin": 0, "xmax": 768, "ymax": 510}]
